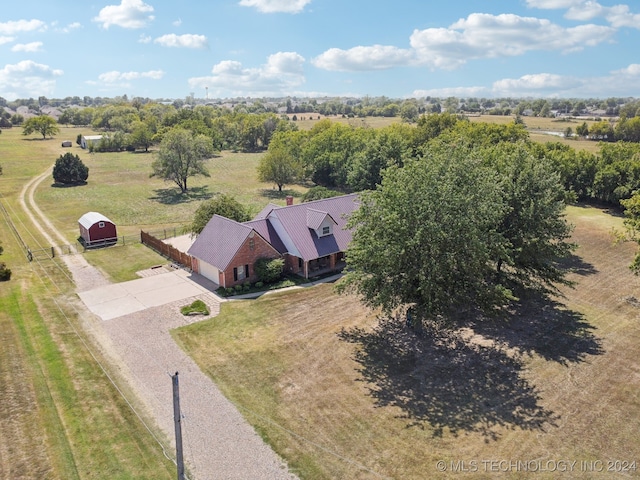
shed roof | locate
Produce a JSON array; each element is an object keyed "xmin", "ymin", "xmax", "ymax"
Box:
[{"xmin": 78, "ymin": 212, "xmax": 114, "ymax": 229}]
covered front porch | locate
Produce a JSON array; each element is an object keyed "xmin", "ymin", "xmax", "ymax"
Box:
[{"xmin": 304, "ymin": 252, "xmax": 346, "ymax": 279}]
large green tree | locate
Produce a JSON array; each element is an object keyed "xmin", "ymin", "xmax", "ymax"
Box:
[
  {"xmin": 22, "ymin": 115, "xmax": 60, "ymax": 139},
  {"xmin": 339, "ymin": 147, "xmax": 510, "ymax": 324},
  {"xmin": 190, "ymin": 194, "xmax": 250, "ymax": 235},
  {"xmin": 150, "ymin": 128, "xmax": 213, "ymax": 193},
  {"xmin": 484, "ymin": 143, "xmax": 575, "ymax": 293},
  {"xmin": 339, "ymin": 142, "xmax": 574, "ymax": 327},
  {"xmin": 257, "ymin": 143, "xmax": 301, "ymax": 192},
  {"xmin": 53, "ymin": 152, "xmax": 89, "ymax": 184}
]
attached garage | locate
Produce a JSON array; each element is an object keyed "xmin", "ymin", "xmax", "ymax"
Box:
[
  {"xmin": 78, "ymin": 212, "xmax": 117, "ymax": 247},
  {"xmin": 194, "ymin": 259, "xmax": 221, "ymax": 287}
]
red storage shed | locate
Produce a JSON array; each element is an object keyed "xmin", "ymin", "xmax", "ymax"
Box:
[{"xmin": 78, "ymin": 212, "xmax": 117, "ymax": 246}]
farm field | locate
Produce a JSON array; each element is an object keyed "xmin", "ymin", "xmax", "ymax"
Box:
[{"xmin": 173, "ymin": 204, "xmax": 640, "ymax": 479}]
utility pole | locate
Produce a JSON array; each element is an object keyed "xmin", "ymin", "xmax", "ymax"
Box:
[{"xmin": 172, "ymin": 372, "xmax": 186, "ymax": 480}]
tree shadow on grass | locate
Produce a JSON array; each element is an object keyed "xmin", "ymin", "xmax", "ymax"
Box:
[
  {"xmin": 259, "ymin": 188, "xmax": 302, "ymax": 201},
  {"xmin": 149, "ymin": 186, "xmax": 212, "ymax": 205},
  {"xmin": 338, "ymin": 282, "xmax": 604, "ymax": 439},
  {"xmin": 339, "ymin": 317, "xmax": 559, "ymax": 440},
  {"xmin": 559, "ymin": 252, "xmax": 598, "ymax": 277},
  {"xmin": 470, "ymin": 291, "xmax": 603, "ymax": 365},
  {"xmin": 51, "ymin": 181, "xmax": 88, "ymax": 188}
]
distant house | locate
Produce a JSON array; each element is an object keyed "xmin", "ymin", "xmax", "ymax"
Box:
[
  {"xmin": 188, "ymin": 194, "xmax": 359, "ymax": 288},
  {"xmin": 78, "ymin": 212, "xmax": 117, "ymax": 246},
  {"xmin": 80, "ymin": 135, "xmax": 103, "ymax": 149},
  {"xmin": 61, "ymin": 140, "xmax": 72, "ymax": 147}
]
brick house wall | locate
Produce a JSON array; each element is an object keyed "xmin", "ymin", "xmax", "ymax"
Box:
[
  {"xmin": 221, "ymin": 232, "xmax": 281, "ymax": 287},
  {"xmin": 284, "ymin": 253, "xmax": 303, "ymax": 275}
]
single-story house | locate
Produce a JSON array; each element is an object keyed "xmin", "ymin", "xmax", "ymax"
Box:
[
  {"xmin": 80, "ymin": 135, "xmax": 103, "ymax": 149},
  {"xmin": 188, "ymin": 193, "xmax": 359, "ymax": 288},
  {"xmin": 78, "ymin": 212, "xmax": 117, "ymax": 246}
]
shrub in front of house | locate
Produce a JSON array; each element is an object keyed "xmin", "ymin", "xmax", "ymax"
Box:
[{"xmin": 254, "ymin": 257, "xmax": 284, "ymax": 284}]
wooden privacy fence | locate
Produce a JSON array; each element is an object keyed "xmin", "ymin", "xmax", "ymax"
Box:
[{"xmin": 141, "ymin": 230, "xmax": 192, "ymax": 270}]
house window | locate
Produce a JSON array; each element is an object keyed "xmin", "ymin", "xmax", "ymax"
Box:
[
  {"xmin": 322, "ymin": 226, "xmax": 330, "ymax": 236},
  {"xmin": 249, "ymin": 238, "xmax": 255, "ymax": 250},
  {"xmin": 234, "ymin": 265, "xmax": 247, "ymax": 282},
  {"xmin": 98, "ymin": 221, "xmax": 105, "ymax": 228}
]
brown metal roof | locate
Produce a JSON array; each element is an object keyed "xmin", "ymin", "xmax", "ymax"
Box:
[
  {"xmin": 187, "ymin": 215, "xmax": 253, "ymax": 270},
  {"xmin": 189, "ymin": 194, "xmax": 360, "ymax": 268}
]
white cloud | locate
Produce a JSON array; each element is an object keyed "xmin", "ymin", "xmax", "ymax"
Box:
[
  {"xmin": 0, "ymin": 19, "xmax": 46, "ymax": 35},
  {"xmin": 139, "ymin": 34, "xmax": 152, "ymax": 43},
  {"xmin": 312, "ymin": 45, "xmax": 415, "ymax": 71},
  {"xmin": 57, "ymin": 22, "xmax": 82, "ymax": 34},
  {"xmin": 154, "ymin": 34, "xmax": 208, "ymax": 49},
  {"xmin": 313, "ymin": 13, "xmax": 614, "ymax": 73},
  {"xmin": 492, "ymin": 73, "xmax": 584, "ymax": 96},
  {"xmin": 410, "ymin": 13, "xmax": 614, "ymax": 69},
  {"xmin": 484, "ymin": 64, "xmax": 640, "ymax": 97},
  {"xmin": 0, "ymin": 60, "xmax": 63, "ymax": 100},
  {"xmin": 528, "ymin": 0, "xmax": 640, "ymax": 29},
  {"xmin": 525, "ymin": 0, "xmax": 582, "ymax": 8},
  {"xmin": 412, "ymin": 86, "xmax": 489, "ymax": 98},
  {"xmin": 98, "ymin": 70, "xmax": 165, "ymax": 83},
  {"xmin": 611, "ymin": 63, "xmax": 640, "ymax": 77},
  {"xmin": 0, "ymin": 36, "xmax": 15, "ymax": 45},
  {"xmin": 189, "ymin": 52, "xmax": 305, "ymax": 96},
  {"xmin": 11, "ymin": 42, "xmax": 43, "ymax": 52},
  {"xmin": 238, "ymin": 0, "xmax": 311, "ymax": 14},
  {"xmin": 173, "ymin": 18, "xmax": 182, "ymax": 27},
  {"xmin": 596, "ymin": 4, "xmax": 640, "ymax": 28},
  {"xmin": 93, "ymin": 0, "xmax": 155, "ymax": 29}
]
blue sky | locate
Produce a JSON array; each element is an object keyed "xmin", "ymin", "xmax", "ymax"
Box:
[{"xmin": 1, "ymin": 0, "xmax": 639, "ymax": 101}]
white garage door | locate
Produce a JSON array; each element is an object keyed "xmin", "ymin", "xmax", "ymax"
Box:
[{"xmin": 198, "ymin": 260, "xmax": 220, "ymax": 286}]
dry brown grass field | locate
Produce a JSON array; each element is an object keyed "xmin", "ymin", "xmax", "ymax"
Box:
[{"xmin": 174, "ymin": 204, "xmax": 640, "ymax": 479}]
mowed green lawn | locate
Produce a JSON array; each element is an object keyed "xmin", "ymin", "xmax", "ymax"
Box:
[
  {"xmin": 173, "ymin": 205, "xmax": 640, "ymax": 479},
  {"xmin": 26, "ymin": 129, "xmax": 306, "ymax": 241}
]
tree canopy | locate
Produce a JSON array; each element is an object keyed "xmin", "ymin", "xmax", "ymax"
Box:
[
  {"xmin": 150, "ymin": 128, "xmax": 213, "ymax": 193},
  {"xmin": 257, "ymin": 139, "xmax": 301, "ymax": 191},
  {"xmin": 190, "ymin": 194, "xmax": 250, "ymax": 235},
  {"xmin": 339, "ymin": 141, "xmax": 575, "ymax": 327},
  {"xmin": 52, "ymin": 152, "xmax": 89, "ymax": 184},
  {"xmin": 22, "ymin": 115, "xmax": 60, "ymax": 139}
]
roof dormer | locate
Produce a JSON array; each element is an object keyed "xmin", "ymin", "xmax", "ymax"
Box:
[{"xmin": 306, "ymin": 208, "xmax": 337, "ymax": 238}]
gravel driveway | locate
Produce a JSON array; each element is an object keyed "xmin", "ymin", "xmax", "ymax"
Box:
[{"xmin": 99, "ymin": 288, "xmax": 297, "ymax": 480}]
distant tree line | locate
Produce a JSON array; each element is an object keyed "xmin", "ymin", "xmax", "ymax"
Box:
[
  {"xmin": 258, "ymin": 113, "xmax": 640, "ymax": 209},
  {"xmin": 62, "ymin": 103, "xmax": 297, "ymax": 153}
]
